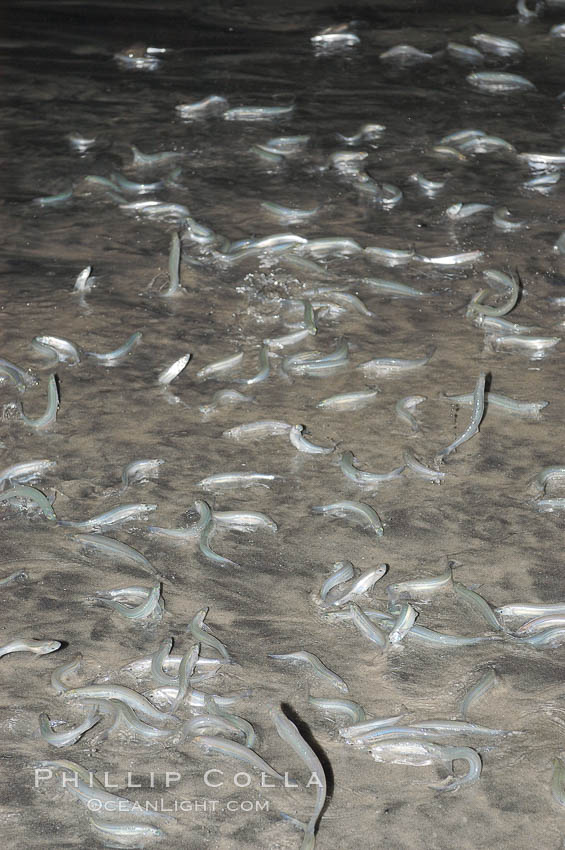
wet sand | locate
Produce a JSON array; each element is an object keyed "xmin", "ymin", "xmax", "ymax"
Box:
[{"xmin": 3, "ymin": 1, "xmax": 565, "ymax": 848}]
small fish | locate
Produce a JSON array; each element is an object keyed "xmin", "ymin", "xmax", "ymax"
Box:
[
  {"xmin": 473, "ymin": 316, "xmax": 537, "ymax": 335},
  {"xmin": 317, "ymin": 390, "xmax": 379, "ymax": 411},
  {"xmin": 193, "ymin": 735, "xmax": 286, "ymax": 779},
  {"xmin": 330, "ymin": 565, "xmax": 388, "ymax": 606},
  {"xmin": 224, "ymin": 105, "xmax": 294, "ymax": 121},
  {"xmin": 148, "ymin": 500, "xmax": 209, "ymax": 541},
  {"xmin": 212, "ymin": 509, "xmax": 277, "ymax": 533},
  {"xmin": 319, "ymin": 562, "xmax": 355, "ymax": 602},
  {"xmin": 493, "ymin": 206, "xmax": 526, "ymax": 231},
  {"xmin": 409, "ymin": 719, "xmax": 513, "ymax": 736},
  {"xmin": 403, "ymin": 450, "xmax": 445, "ymax": 484},
  {"xmin": 388, "ymin": 603, "xmax": 418, "ymax": 644},
  {"xmin": 485, "ymin": 335, "xmax": 560, "ymax": 357},
  {"xmin": 0, "ymin": 570, "xmax": 26, "ymax": 586},
  {"xmin": 175, "ymin": 95, "xmax": 228, "ymax": 118},
  {"xmin": 533, "ymin": 498, "xmax": 565, "ymax": 513},
  {"xmin": 411, "ymin": 172, "xmax": 446, "ymax": 195},
  {"xmin": 190, "ymin": 608, "xmax": 230, "ymax": 660},
  {"xmin": 157, "ymin": 353, "xmax": 191, "ymax": 385},
  {"xmin": 158, "ymin": 231, "xmax": 183, "ymax": 297},
  {"xmin": 521, "ymin": 627, "xmax": 565, "ymax": 647},
  {"xmin": 290, "ymin": 425, "xmax": 334, "ymax": 455},
  {"xmin": 387, "ymin": 567, "xmax": 452, "ymax": 603},
  {"xmin": 330, "ymin": 150, "xmax": 369, "ymax": 173},
  {"xmin": 130, "ymin": 145, "xmax": 182, "ymax": 167},
  {"xmin": 517, "ymin": 0, "xmax": 538, "ymax": 20},
  {"xmin": 33, "ymin": 187, "xmax": 73, "ymax": 206},
  {"xmin": 72, "ymin": 533, "xmax": 158, "ymax": 577},
  {"xmin": 446, "ymin": 203, "xmax": 491, "ymax": 219},
  {"xmin": 51, "ymin": 653, "xmax": 83, "ymax": 694},
  {"xmin": 466, "ymin": 270, "xmax": 519, "ymax": 319},
  {"xmin": 440, "ymin": 130, "xmax": 488, "ymax": 146},
  {"xmin": 58, "ymin": 503, "xmax": 157, "ymax": 530},
  {"xmin": 114, "ymin": 44, "xmax": 162, "ymax": 71},
  {"xmin": 369, "ymin": 739, "xmax": 482, "ymax": 792},
  {"xmin": 532, "ymin": 467, "xmax": 565, "ymax": 495},
  {"xmin": 523, "ymin": 173, "xmax": 560, "ymax": 192},
  {"xmin": 311, "ymin": 500, "xmax": 384, "ymax": 536},
  {"xmin": 349, "ymin": 602, "xmax": 387, "ymax": 648},
  {"xmin": 301, "ymin": 237, "xmax": 362, "ymax": 257},
  {"xmin": 440, "ymin": 390, "xmax": 547, "ymax": 416},
  {"xmin": 68, "ymin": 133, "xmax": 96, "ymax": 152},
  {"xmin": 251, "ymin": 144, "xmax": 284, "ymax": 166},
  {"xmin": 0, "ymin": 459, "xmax": 56, "ymax": 488},
  {"xmin": 269, "ymin": 650, "xmax": 348, "ymax": 692},
  {"xmin": 0, "ymin": 484, "xmax": 56, "ymax": 520},
  {"xmin": 32, "ymin": 336, "xmax": 80, "ymax": 365},
  {"xmin": 270, "ymin": 704, "xmax": 327, "ymax": 847},
  {"xmin": 199, "ymin": 516, "xmax": 240, "ymax": 569},
  {"xmin": 89, "ymin": 817, "xmax": 163, "ymax": 841},
  {"xmin": 111, "ymin": 172, "xmax": 164, "ymax": 194},
  {"xmin": 364, "ymin": 246, "xmax": 414, "ymax": 266},
  {"xmin": 20, "ymin": 374, "xmax": 59, "ymax": 428},
  {"xmin": 121, "ymin": 459, "xmax": 164, "ymax": 490},
  {"xmin": 380, "ymin": 44, "xmax": 433, "ymax": 64},
  {"xmin": 459, "ymin": 136, "xmax": 515, "ymax": 154},
  {"xmin": 264, "ymin": 329, "xmax": 312, "ymax": 350},
  {"xmin": 235, "ymin": 346, "xmax": 270, "ymax": 386},
  {"xmin": 519, "ymin": 152, "xmax": 565, "ymax": 169},
  {"xmin": 283, "ymin": 340, "xmax": 349, "ymax": 376},
  {"xmin": 446, "ymin": 43, "xmax": 484, "ymax": 63},
  {"xmin": 197, "ymin": 352, "xmax": 244, "ymax": 380},
  {"xmin": 415, "ymin": 250, "xmax": 483, "ymax": 265},
  {"xmin": 460, "ymin": 668, "xmax": 499, "ymax": 720},
  {"xmin": 0, "ymin": 358, "xmax": 37, "ymax": 391},
  {"xmin": 453, "ymin": 582, "xmax": 503, "ymax": 631},
  {"xmin": 467, "ymin": 71, "xmax": 535, "ymax": 93},
  {"xmin": 363, "ymin": 277, "xmax": 427, "ymax": 297},
  {"xmin": 312, "ymin": 31, "xmax": 360, "ymax": 47},
  {"xmin": 86, "ymin": 331, "xmax": 141, "ymax": 363},
  {"xmin": 45, "ymin": 760, "xmax": 173, "ymax": 819},
  {"xmin": 223, "ymin": 420, "xmax": 292, "ymax": 440},
  {"xmin": 381, "ymin": 183, "xmax": 403, "ymax": 207},
  {"xmin": 121, "ymin": 200, "xmax": 190, "ymax": 222},
  {"xmin": 199, "ymin": 389, "xmax": 253, "ymax": 416},
  {"xmin": 39, "ymin": 709, "xmax": 100, "ymax": 748},
  {"xmin": 338, "ymin": 123, "xmax": 385, "ymax": 145},
  {"xmin": 98, "ymin": 584, "xmax": 163, "ymax": 621},
  {"xmin": 264, "ymin": 135, "xmax": 310, "ymax": 153},
  {"xmin": 395, "ymin": 396, "xmax": 426, "ymax": 432},
  {"xmin": 64, "ymin": 684, "xmax": 176, "ymax": 722},
  {"xmin": 359, "ymin": 347, "xmax": 434, "ymax": 375},
  {"xmin": 261, "ymin": 201, "xmax": 320, "ymax": 221},
  {"xmin": 435, "ymin": 373, "xmax": 485, "ymax": 463},
  {"xmin": 470, "ymin": 33, "xmax": 523, "ymax": 57},
  {"xmin": 309, "ymin": 290, "xmax": 373, "ymax": 317},
  {"xmin": 496, "ymin": 602, "xmax": 565, "ymax": 619},
  {"xmin": 339, "ymin": 715, "xmax": 406, "ymax": 740},
  {"xmin": 339, "ymin": 451, "xmax": 404, "ymax": 487},
  {"xmin": 516, "ymin": 614, "xmax": 565, "ymax": 635},
  {"xmin": 198, "ymin": 472, "xmax": 279, "ymax": 490},
  {"xmin": 0, "ymin": 637, "xmax": 61, "ymax": 658},
  {"xmin": 308, "ymin": 696, "xmax": 366, "ymax": 723},
  {"xmin": 431, "ymin": 145, "xmax": 468, "ymax": 161}
]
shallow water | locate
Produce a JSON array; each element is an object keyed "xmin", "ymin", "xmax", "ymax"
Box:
[{"xmin": 5, "ymin": 1, "xmax": 565, "ymax": 848}]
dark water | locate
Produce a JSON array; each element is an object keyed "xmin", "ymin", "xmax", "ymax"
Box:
[{"xmin": 4, "ymin": 1, "xmax": 565, "ymax": 848}]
